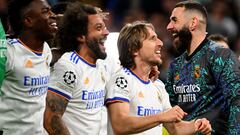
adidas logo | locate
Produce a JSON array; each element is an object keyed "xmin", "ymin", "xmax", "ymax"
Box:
[
  {"xmin": 138, "ymin": 91, "xmax": 144, "ymax": 98},
  {"xmin": 25, "ymin": 59, "xmax": 33, "ymax": 68}
]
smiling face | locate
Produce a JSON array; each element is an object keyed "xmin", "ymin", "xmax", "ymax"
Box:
[
  {"xmin": 86, "ymin": 14, "xmax": 109, "ymax": 60},
  {"xmin": 167, "ymin": 7, "xmax": 192, "ymax": 54},
  {"xmin": 136, "ymin": 26, "xmax": 163, "ymax": 66},
  {"xmin": 25, "ymin": 0, "xmax": 58, "ymax": 40}
]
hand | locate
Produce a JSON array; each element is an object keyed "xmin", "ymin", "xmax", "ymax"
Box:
[
  {"xmin": 195, "ymin": 118, "xmax": 212, "ymax": 135},
  {"xmin": 160, "ymin": 106, "xmax": 187, "ymax": 123},
  {"xmin": 149, "ymin": 66, "xmax": 160, "ymax": 81}
]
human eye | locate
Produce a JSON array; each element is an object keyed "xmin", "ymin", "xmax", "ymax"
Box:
[
  {"xmin": 96, "ymin": 24, "xmax": 106, "ymax": 31},
  {"xmin": 150, "ymin": 35, "xmax": 157, "ymax": 41},
  {"xmin": 96, "ymin": 26, "xmax": 102, "ymax": 31},
  {"xmin": 172, "ymin": 17, "xmax": 178, "ymax": 23},
  {"xmin": 41, "ymin": 7, "xmax": 50, "ymax": 14}
]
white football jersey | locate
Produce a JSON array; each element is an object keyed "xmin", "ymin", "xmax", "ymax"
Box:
[
  {"xmin": 0, "ymin": 38, "xmax": 52, "ymax": 135},
  {"xmin": 102, "ymin": 32, "xmax": 121, "ymax": 75},
  {"xmin": 105, "ymin": 67, "xmax": 171, "ymax": 135},
  {"xmin": 49, "ymin": 51, "xmax": 111, "ymax": 135}
]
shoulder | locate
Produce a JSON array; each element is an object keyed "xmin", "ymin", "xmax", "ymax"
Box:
[
  {"xmin": 208, "ymin": 40, "xmax": 233, "ymax": 56},
  {"xmin": 43, "ymin": 42, "xmax": 51, "ymax": 51},
  {"xmin": 153, "ymin": 79, "xmax": 165, "ymax": 88},
  {"xmin": 114, "ymin": 67, "xmax": 132, "ymax": 80},
  {"xmin": 107, "ymin": 67, "xmax": 132, "ymax": 88},
  {"xmin": 53, "ymin": 52, "xmax": 81, "ymax": 74},
  {"xmin": 153, "ymin": 79, "xmax": 166, "ymax": 94},
  {"xmin": 169, "ymin": 53, "xmax": 186, "ymax": 71},
  {"xmin": 6, "ymin": 38, "xmax": 21, "ymax": 49},
  {"xmin": 56, "ymin": 52, "xmax": 78, "ymax": 65},
  {"xmin": 7, "ymin": 38, "xmax": 19, "ymax": 45}
]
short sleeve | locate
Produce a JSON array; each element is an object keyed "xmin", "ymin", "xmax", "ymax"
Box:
[
  {"xmin": 48, "ymin": 60, "xmax": 79, "ymax": 100},
  {"xmin": 105, "ymin": 72, "xmax": 131, "ymax": 105}
]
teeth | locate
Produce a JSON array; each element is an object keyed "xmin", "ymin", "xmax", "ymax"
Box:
[
  {"xmin": 99, "ymin": 38, "xmax": 107, "ymax": 44},
  {"xmin": 101, "ymin": 38, "xmax": 106, "ymax": 42},
  {"xmin": 156, "ymin": 50, "xmax": 161, "ymax": 54},
  {"xmin": 50, "ymin": 23, "xmax": 57, "ymax": 26},
  {"xmin": 172, "ymin": 33, "xmax": 177, "ymax": 36}
]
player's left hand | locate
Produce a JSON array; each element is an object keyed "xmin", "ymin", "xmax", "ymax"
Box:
[{"xmin": 149, "ymin": 66, "xmax": 160, "ymax": 81}]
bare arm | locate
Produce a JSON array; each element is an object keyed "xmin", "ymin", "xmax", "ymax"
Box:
[
  {"xmin": 44, "ymin": 92, "xmax": 70, "ymax": 135},
  {"xmin": 107, "ymin": 102, "xmax": 186, "ymax": 135}
]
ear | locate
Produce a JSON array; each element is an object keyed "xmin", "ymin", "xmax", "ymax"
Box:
[
  {"xmin": 23, "ymin": 16, "xmax": 34, "ymax": 28},
  {"xmin": 189, "ymin": 17, "xmax": 198, "ymax": 31},
  {"xmin": 133, "ymin": 50, "xmax": 138, "ymax": 57},
  {"xmin": 77, "ymin": 35, "xmax": 85, "ymax": 43}
]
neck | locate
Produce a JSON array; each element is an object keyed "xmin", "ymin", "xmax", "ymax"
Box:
[
  {"xmin": 19, "ymin": 33, "xmax": 45, "ymax": 52},
  {"xmin": 130, "ymin": 60, "xmax": 152, "ymax": 82},
  {"xmin": 187, "ymin": 31, "xmax": 206, "ymax": 55},
  {"xmin": 77, "ymin": 44, "xmax": 96, "ymax": 64}
]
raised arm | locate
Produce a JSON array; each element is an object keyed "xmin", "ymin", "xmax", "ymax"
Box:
[{"xmin": 44, "ymin": 92, "xmax": 70, "ymax": 135}]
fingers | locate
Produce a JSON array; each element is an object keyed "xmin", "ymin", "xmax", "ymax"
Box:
[
  {"xmin": 172, "ymin": 106, "xmax": 187, "ymax": 122},
  {"xmin": 161, "ymin": 106, "xmax": 188, "ymax": 123},
  {"xmin": 195, "ymin": 118, "xmax": 212, "ymax": 135},
  {"xmin": 174, "ymin": 106, "xmax": 187, "ymax": 117}
]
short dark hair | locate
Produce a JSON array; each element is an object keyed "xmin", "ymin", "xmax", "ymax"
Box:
[
  {"xmin": 208, "ymin": 34, "xmax": 228, "ymax": 44},
  {"xmin": 175, "ymin": 1, "xmax": 208, "ymax": 22},
  {"xmin": 118, "ymin": 21, "xmax": 154, "ymax": 69},
  {"xmin": 8, "ymin": 0, "xmax": 35, "ymax": 36},
  {"xmin": 56, "ymin": 2, "xmax": 105, "ymax": 52},
  {"xmin": 51, "ymin": 2, "xmax": 69, "ymax": 15}
]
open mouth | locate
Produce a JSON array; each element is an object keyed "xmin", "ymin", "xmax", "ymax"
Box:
[
  {"xmin": 155, "ymin": 50, "xmax": 161, "ymax": 58},
  {"xmin": 49, "ymin": 22, "xmax": 58, "ymax": 31},
  {"xmin": 156, "ymin": 50, "xmax": 161, "ymax": 54},
  {"xmin": 172, "ymin": 33, "xmax": 178, "ymax": 38},
  {"xmin": 99, "ymin": 37, "xmax": 107, "ymax": 46},
  {"xmin": 171, "ymin": 31, "xmax": 179, "ymax": 38}
]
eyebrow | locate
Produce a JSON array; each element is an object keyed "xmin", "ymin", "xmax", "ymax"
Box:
[
  {"xmin": 94, "ymin": 23, "xmax": 106, "ymax": 28},
  {"xmin": 149, "ymin": 34, "xmax": 157, "ymax": 40}
]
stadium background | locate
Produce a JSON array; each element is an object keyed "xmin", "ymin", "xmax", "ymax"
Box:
[
  {"xmin": 47, "ymin": 0, "xmax": 239, "ymax": 134},
  {"xmin": 48, "ymin": 0, "xmax": 240, "ymax": 83}
]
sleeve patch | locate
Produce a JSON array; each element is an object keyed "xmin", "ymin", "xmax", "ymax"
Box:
[
  {"xmin": 115, "ymin": 76, "xmax": 128, "ymax": 89},
  {"xmin": 63, "ymin": 71, "xmax": 76, "ymax": 85}
]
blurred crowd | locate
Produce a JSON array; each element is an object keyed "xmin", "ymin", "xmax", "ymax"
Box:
[
  {"xmin": 12, "ymin": 0, "xmax": 240, "ymax": 81},
  {"xmin": 99, "ymin": 0, "xmax": 240, "ymax": 82}
]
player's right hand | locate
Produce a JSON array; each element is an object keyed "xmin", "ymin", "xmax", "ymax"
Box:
[{"xmin": 159, "ymin": 106, "xmax": 187, "ymax": 123}]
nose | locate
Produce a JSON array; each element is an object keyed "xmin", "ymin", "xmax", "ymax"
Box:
[
  {"xmin": 166, "ymin": 22, "xmax": 173, "ymax": 31},
  {"xmin": 103, "ymin": 27, "xmax": 109, "ymax": 36},
  {"xmin": 49, "ymin": 10, "xmax": 57, "ymax": 20},
  {"xmin": 157, "ymin": 38, "xmax": 163, "ymax": 47}
]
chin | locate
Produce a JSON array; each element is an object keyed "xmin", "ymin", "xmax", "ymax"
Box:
[
  {"xmin": 151, "ymin": 60, "xmax": 162, "ymax": 66},
  {"xmin": 158, "ymin": 60, "xmax": 162, "ymax": 65}
]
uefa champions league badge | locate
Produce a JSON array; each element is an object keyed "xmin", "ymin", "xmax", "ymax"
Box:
[
  {"xmin": 115, "ymin": 76, "xmax": 128, "ymax": 89},
  {"xmin": 63, "ymin": 71, "xmax": 76, "ymax": 85}
]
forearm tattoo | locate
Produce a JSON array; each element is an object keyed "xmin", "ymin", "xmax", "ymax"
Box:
[{"xmin": 46, "ymin": 93, "xmax": 70, "ymax": 135}]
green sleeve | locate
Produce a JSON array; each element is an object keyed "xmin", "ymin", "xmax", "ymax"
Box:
[{"xmin": 0, "ymin": 19, "xmax": 7, "ymax": 96}]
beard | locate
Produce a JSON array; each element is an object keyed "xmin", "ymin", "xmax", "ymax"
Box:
[
  {"xmin": 86, "ymin": 38, "xmax": 107, "ymax": 60},
  {"xmin": 173, "ymin": 26, "xmax": 192, "ymax": 54}
]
